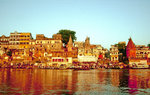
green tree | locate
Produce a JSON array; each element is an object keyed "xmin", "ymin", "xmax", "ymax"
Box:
[
  {"xmin": 57, "ymin": 29, "xmax": 77, "ymax": 45},
  {"xmin": 105, "ymin": 51, "xmax": 110, "ymax": 58},
  {"xmin": 148, "ymin": 44, "xmax": 150, "ymax": 49},
  {"xmin": 115, "ymin": 43, "xmax": 127, "ymax": 63},
  {"xmin": 7, "ymin": 50, "xmax": 12, "ymax": 57}
]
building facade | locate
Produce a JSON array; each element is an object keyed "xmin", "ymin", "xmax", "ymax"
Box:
[
  {"xmin": 136, "ymin": 45, "xmax": 150, "ymax": 58},
  {"xmin": 0, "ymin": 35, "xmax": 9, "ymax": 55},
  {"xmin": 9, "ymin": 31, "xmax": 32, "ymax": 49},
  {"xmin": 110, "ymin": 45, "xmax": 119, "ymax": 62}
]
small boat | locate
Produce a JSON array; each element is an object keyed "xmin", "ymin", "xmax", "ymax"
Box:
[{"xmin": 131, "ymin": 63, "xmax": 149, "ymax": 69}]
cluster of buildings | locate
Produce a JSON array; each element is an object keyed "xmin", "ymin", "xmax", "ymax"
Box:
[
  {"xmin": 1, "ymin": 31, "xmax": 150, "ymax": 69},
  {"xmin": 0, "ymin": 31, "xmax": 108, "ymax": 68},
  {"xmin": 110, "ymin": 38, "xmax": 150, "ymax": 68}
]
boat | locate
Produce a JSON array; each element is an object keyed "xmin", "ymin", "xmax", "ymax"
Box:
[
  {"xmin": 131, "ymin": 63, "xmax": 149, "ymax": 69},
  {"xmin": 129, "ymin": 59, "xmax": 149, "ymax": 69}
]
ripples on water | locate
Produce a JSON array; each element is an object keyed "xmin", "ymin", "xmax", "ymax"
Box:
[{"xmin": 0, "ymin": 68, "xmax": 150, "ymax": 95}]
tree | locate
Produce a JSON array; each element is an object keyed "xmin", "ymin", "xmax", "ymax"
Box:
[
  {"xmin": 7, "ymin": 50, "xmax": 12, "ymax": 57},
  {"xmin": 115, "ymin": 43, "xmax": 127, "ymax": 62},
  {"xmin": 148, "ymin": 44, "xmax": 150, "ymax": 49},
  {"xmin": 105, "ymin": 51, "xmax": 110, "ymax": 58},
  {"xmin": 57, "ymin": 29, "xmax": 77, "ymax": 45}
]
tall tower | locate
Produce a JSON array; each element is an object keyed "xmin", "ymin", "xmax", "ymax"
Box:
[
  {"xmin": 84, "ymin": 37, "xmax": 91, "ymax": 55},
  {"xmin": 84, "ymin": 37, "xmax": 90, "ymax": 49},
  {"xmin": 126, "ymin": 37, "xmax": 136, "ymax": 59},
  {"xmin": 67, "ymin": 35, "xmax": 73, "ymax": 51}
]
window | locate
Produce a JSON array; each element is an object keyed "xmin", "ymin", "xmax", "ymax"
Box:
[{"xmin": 58, "ymin": 59, "xmax": 61, "ymax": 62}]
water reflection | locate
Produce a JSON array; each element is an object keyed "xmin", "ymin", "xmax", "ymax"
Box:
[
  {"xmin": 128, "ymin": 69, "xmax": 150, "ymax": 94},
  {"xmin": 0, "ymin": 69, "xmax": 150, "ymax": 94}
]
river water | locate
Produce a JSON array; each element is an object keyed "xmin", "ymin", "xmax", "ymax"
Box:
[{"xmin": 0, "ymin": 68, "xmax": 150, "ymax": 95}]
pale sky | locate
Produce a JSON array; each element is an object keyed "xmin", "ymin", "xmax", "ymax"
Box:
[{"xmin": 0, "ymin": 0, "xmax": 150, "ymax": 49}]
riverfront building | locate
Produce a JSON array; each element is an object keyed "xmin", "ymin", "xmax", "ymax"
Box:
[
  {"xmin": 74, "ymin": 37, "xmax": 107, "ymax": 60},
  {"xmin": 110, "ymin": 45, "xmax": 119, "ymax": 62},
  {"xmin": 0, "ymin": 35, "xmax": 9, "ymax": 55},
  {"xmin": 136, "ymin": 45, "xmax": 150, "ymax": 58},
  {"xmin": 9, "ymin": 31, "xmax": 32, "ymax": 49},
  {"xmin": 126, "ymin": 38, "xmax": 150, "ymax": 59},
  {"xmin": 74, "ymin": 37, "xmax": 107, "ymax": 63},
  {"xmin": 126, "ymin": 38, "xmax": 136, "ymax": 59},
  {"xmin": 126, "ymin": 38, "xmax": 150, "ymax": 68}
]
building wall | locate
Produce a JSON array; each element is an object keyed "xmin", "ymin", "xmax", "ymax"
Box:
[
  {"xmin": 75, "ymin": 38, "xmax": 106, "ymax": 59},
  {"xmin": 78, "ymin": 55, "xmax": 98, "ymax": 62},
  {"xmin": 19, "ymin": 33, "xmax": 31, "ymax": 49},
  {"xmin": 110, "ymin": 45, "xmax": 119, "ymax": 62},
  {"xmin": 36, "ymin": 39, "xmax": 63, "ymax": 51},
  {"xmin": 0, "ymin": 35, "xmax": 9, "ymax": 50},
  {"xmin": 136, "ymin": 45, "xmax": 150, "ymax": 58},
  {"xmin": 9, "ymin": 32, "xmax": 32, "ymax": 49},
  {"xmin": 52, "ymin": 34, "xmax": 62, "ymax": 40},
  {"xmin": 9, "ymin": 32, "xmax": 20, "ymax": 49},
  {"xmin": 51, "ymin": 57, "xmax": 72, "ymax": 67}
]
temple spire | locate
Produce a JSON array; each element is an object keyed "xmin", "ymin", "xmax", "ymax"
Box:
[
  {"xmin": 67, "ymin": 35, "xmax": 73, "ymax": 51},
  {"xmin": 85, "ymin": 36, "xmax": 90, "ymax": 49},
  {"xmin": 126, "ymin": 37, "xmax": 136, "ymax": 59},
  {"xmin": 68, "ymin": 35, "xmax": 73, "ymax": 46}
]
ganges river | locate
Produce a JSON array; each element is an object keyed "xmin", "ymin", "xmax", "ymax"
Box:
[{"xmin": 0, "ymin": 69, "xmax": 150, "ymax": 95}]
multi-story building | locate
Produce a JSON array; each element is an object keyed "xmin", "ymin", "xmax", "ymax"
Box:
[
  {"xmin": 19, "ymin": 32, "xmax": 32, "ymax": 49},
  {"xmin": 9, "ymin": 31, "xmax": 32, "ymax": 49},
  {"xmin": 52, "ymin": 34, "xmax": 62, "ymax": 40},
  {"xmin": 0, "ymin": 35, "xmax": 9, "ymax": 49},
  {"xmin": 110, "ymin": 45, "xmax": 119, "ymax": 62},
  {"xmin": 75, "ymin": 37, "xmax": 107, "ymax": 59},
  {"xmin": 75, "ymin": 37, "xmax": 92, "ymax": 57},
  {"xmin": 136, "ymin": 45, "xmax": 150, "ymax": 58},
  {"xmin": 126, "ymin": 38, "xmax": 150, "ymax": 68},
  {"xmin": 92, "ymin": 45, "xmax": 105, "ymax": 58},
  {"xmin": 35, "ymin": 34, "xmax": 63, "ymax": 51},
  {"xmin": 51, "ymin": 35, "xmax": 78, "ymax": 58},
  {"xmin": 0, "ymin": 35, "xmax": 9, "ymax": 55},
  {"xmin": 75, "ymin": 37, "xmax": 107, "ymax": 63},
  {"xmin": 9, "ymin": 31, "xmax": 20, "ymax": 49},
  {"xmin": 126, "ymin": 38, "xmax": 150, "ymax": 59}
]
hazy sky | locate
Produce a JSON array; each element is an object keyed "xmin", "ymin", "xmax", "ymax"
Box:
[{"xmin": 0, "ymin": 0, "xmax": 150, "ymax": 49}]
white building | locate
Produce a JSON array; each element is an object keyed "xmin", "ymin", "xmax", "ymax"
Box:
[{"xmin": 78, "ymin": 55, "xmax": 98, "ymax": 62}]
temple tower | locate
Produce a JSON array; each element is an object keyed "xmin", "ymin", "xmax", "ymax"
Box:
[
  {"xmin": 84, "ymin": 37, "xmax": 90, "ymax": 49},
  {"xmin": 126, "ymin": 37, "xmax": 136, "ymax": 59},
  {"xmin": 67, "ymin": 35, "xmax": 73, "ymax": 51}
]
